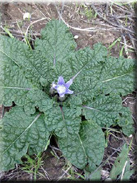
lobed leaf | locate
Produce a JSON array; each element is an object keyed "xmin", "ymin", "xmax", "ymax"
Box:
[
  {"xmin": 0, "ymin": 62, "xmax": 35, "ymax": 106},
  {"xmin": 110, "ymin": 144, "xmax": 132, "ymax": 180},
  {"xmin": 44, "ymin": 104, "xmax": 81, "ymax": 137},
  {"xmin": 65, "ymin": 47, "xmax": 134, "ymax": 102},
  {"xmin": 82, "ymin": 94, "xmax": 134, "ymax": 136},
  {"xmin": 98, "ymin": 56, "xmax": 134, "ymax": 96},
  {"xmin": 24, "ymin": 89, "xmax": 53, "ymax": 115},
  {"xmin": 0, "ymin": 107, "xmax": 49, "ymax": 171},
  {"xmin": 35, "ymin": 19, "xmax": 77, "ymax": 64},
  {"xmin": 21, "ymin": 20, "xmax": 77, "ymax": 85},
  {"xmin": 58, "ymin": 120, "xmax": 105, "ymax": 171}
]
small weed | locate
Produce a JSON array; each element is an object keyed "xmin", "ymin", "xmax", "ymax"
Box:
[
  {"xmin": 110, "ymin": 143, "xmax": 133, "ymax": 180},
  {"xmin": 108, "ymin": 37, "xmax": 121, "ymax": 50},
  {"xmin": 84, "ymin": 7, "xmax": 96, "ymax": 19},
  {"xmin": 22, "ymin": 152, "xmax": 43, "ymax": 180},
  {"xmin": 16, "ymin": 18, "xmax": 32, "ymax": 49},
  {"xmin": 59, "ymin": 160, "xmax": 84, "ymax": 180},
  {"xmin": 3, "ymin": 26, "xmax": 14, "ymax": 38},
  {"xmin": 79, "ymin": 4, "xmax": 97, "ymax": 20},
  {"xmin": 108, "ymin": 37, "xmax": 121, "ymax": 56},
  {"xmin": 84, "ymin": 168, "xmax": 101, "ymax": 180},
  {"xmin": 119, "ymin": 45, "xmax": 125, "ymax": 57}
]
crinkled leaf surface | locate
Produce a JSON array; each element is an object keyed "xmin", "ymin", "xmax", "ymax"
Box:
[
  {"xmin": 58, "ymin": 121, "xmax": 105, "ymax": 171},
  {"xmin": 83, "ymin": 94, "xmax": 133, "ymax": 135},
  {"xmin": 0, "ymin": 36, "xmax": 39, "ymax": 106},
  {"xmin": 44, "ymin": 104, "xmax": 81, "ymax": 137},
  {"xmin": 0, "ymin": 106, "xmax": 49, "ymax": 171},
  {"xmin": 24, "ymin": 89, "xmax": 53, "ymax": 115},
  {"xmin": 0, "ymin": 20, "xmax": 77, "ymax": 101},
  {"xmin": 0, "ymin": 51, "xmax": 33, "ymax": 106},
  {"xmin": 67, "ymin": 47, "xmax": 134, "ymax": 102},
  {"xmin": 13, "ymin": 20, "xmax": 76, "ymax": 85},
  {"xmin": 117, "ymin": 107, "xmax": 134, "ymax": 136},
  {"xmin": 98, "ymin": 56, "xmax": 134, "ymax": 95},
  {"xmin": 0, "ymin": 20, "xmax": 134, "ymax": 106},
  {"xmin": 35, "ymin": 19, "xmax": 77, "ymax": 64}
]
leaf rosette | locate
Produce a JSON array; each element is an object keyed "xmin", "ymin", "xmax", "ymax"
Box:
[{"xmin": 0, "ymin": 20, "xmax": 134, "ymax": 171}]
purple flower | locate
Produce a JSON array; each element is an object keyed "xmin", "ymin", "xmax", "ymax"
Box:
[{"xmin": 52, "ymin": 76, "xmax": 73, "ymax": 98}]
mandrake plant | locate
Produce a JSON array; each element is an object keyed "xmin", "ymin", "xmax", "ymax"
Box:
[{"xmin": 0, "ymin": 19, "xmax": 135, "ymax": 172}]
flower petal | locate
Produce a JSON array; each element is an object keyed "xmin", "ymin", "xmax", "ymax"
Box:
[
  {"xmin": 52, "ymin": 82, "xmax": 57, "ymax": 89},
  {"xmin": 66, "ymin": 89, "xmax": 73, "ymax": 94},
  {"xmin": 66, "ymin": 79, "xmax": 73, "ymax": 88},
  {"xmin": 54, "ymin": 85, "xmax": 58, "ymax": 90},
  {"xmin": 58, "ymin": 76, "xmax": 65, "ymax": 85}
]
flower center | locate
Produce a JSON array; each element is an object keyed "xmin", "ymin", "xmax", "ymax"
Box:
[{"xmin": 57, "ymin": 85, "xmax": 66, "ymax": 94}]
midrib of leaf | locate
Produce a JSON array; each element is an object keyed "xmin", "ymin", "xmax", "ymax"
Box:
[
  {"xmin": 69, "ymin": 46, "xmax": 102, "ymax": 85},
  {"xmin": 0, "ymin": 86, "xmax": 32, "ymax": 90},
  {"xmin": 83, "ymin": 105, "xmax": 100, "ymax": 112},
  {"xmin": 0, "ymin": 48, "xmax": 44, "ymax": 81},
  {"xmin": 60, "ymin": 106, "xmax": 68, "ymax": 135},
  {"xmin": 73, "ymin": 70, "xmax": 131, "ymax": 97},
  {"xmin": 2, "ymin": 113, "xmax": 41, "ymax": 154},
  {"xmin": 77, "ymin": 134, "xmax": 87, "ymax": 160},
  {"xmin": 78, "ymin": 44, "xmax": 103, "ymax": 73},
  {"xmin": 0, "ymin": 49, "xmax": 20, "ymax": 67},
  {"xmin": 83, "ymin": 105, "xmax": 119, "ymax": 114},
  {"xmin": 53, "ymin": 21, "xmax": 70, "ymax": 66},
  {"xmin": 49, "ymin": 21, "xmax": 57, "ymax": 66},
  {"xmin": 26, "ymin": 55, "xmax": 45, "ymax": 80},
  {"xmin": 102, "ymin": 73, "xmax": 128, "ymax": 83},
  {"xmin": 41, "ymin": 38, "xmax": 55, "ymax": 66}
]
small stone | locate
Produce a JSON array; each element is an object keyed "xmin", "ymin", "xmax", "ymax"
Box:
[
  {"xmin": 23, "ymin": 12, "xmax": 31, "ymax": 20},
  {"xmin": 74, "ymin": 35, "xmax": 79, "ymax": 39}
]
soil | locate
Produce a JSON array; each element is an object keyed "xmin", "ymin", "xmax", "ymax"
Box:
[{"xmin": 0, "ymin": 2, "xmax": 136, "ymax": 181}]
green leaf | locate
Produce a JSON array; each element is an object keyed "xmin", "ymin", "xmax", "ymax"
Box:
[
  {"xmin": 67, "ymin": 45, "xmax": 108, "ymax": 102},
  {"xmin": 98, "ymin": 56, "xmax": 134, "ymax": 95},
  {"xmin": 83, "ymin": 94, "xmax": 133, "ymax": 132},
  {"xmin": 0, "ymin": 35, "xmax": 44, "ymax": 88},
  {"xmin": 0, "ymin": 35, "xmax": 29, "ymax": 68},
  {"xmin": 20, "ymin": 20, "xmax": 77, "ymax": 84},
  {"xmin": 110, "ymin": 144, "xmax": 131, "ymax": 180},
  {"xmin": 35, "ymin": 19, "xmax": 77, "ymax": 64},
  {"xmin": 0, "ymin": 106, "xmax": 50, "ymax": 171},
  {"xmin": 84, "ymin": 168, "xmax": 101, "ymax": 180},
  {"xmin": 44, "ymin": 104, "xmax": 81, "ymax": 137},
  {"xmin": 58, "ymin": 121, "xmax": 105, "ymax": 171},
  {"xmin": 0, "ymin": 35, "xmax": 39, "ymax": 106},
  {"xmin": 66, "ymin": 47, "xmax": 134, "ymax": 102},
  {"xmin": 121, "ymin": 161, "xmax": 134, "ymax": 180},
  {"xmin": 117, "ymin": 107, "xmax": 134, "ymax": 136},
  {"xmin": 0, "ymin": 62, "xmax": 35, "ymax": 106},
  {"xmin": 24, "ymin": 89, "xmax": 53, "ymax": 115}
]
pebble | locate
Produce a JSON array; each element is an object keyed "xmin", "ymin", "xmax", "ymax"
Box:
[
  {"xmin": 23, "ymin": 12, "xmax": 31, "ymax": 20},
  {"xmin": 74, "ymin": 35, "xmax": 79, "ymax": 39}
]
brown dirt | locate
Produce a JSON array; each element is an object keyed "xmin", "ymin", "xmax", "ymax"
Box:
[
  {"xmin": 0, "ymin": 2, "xmax": 136, "ymax": 181},
  {"xmin": 1, "ymin": 2, "xmax": 133, "ymax": 56}
]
